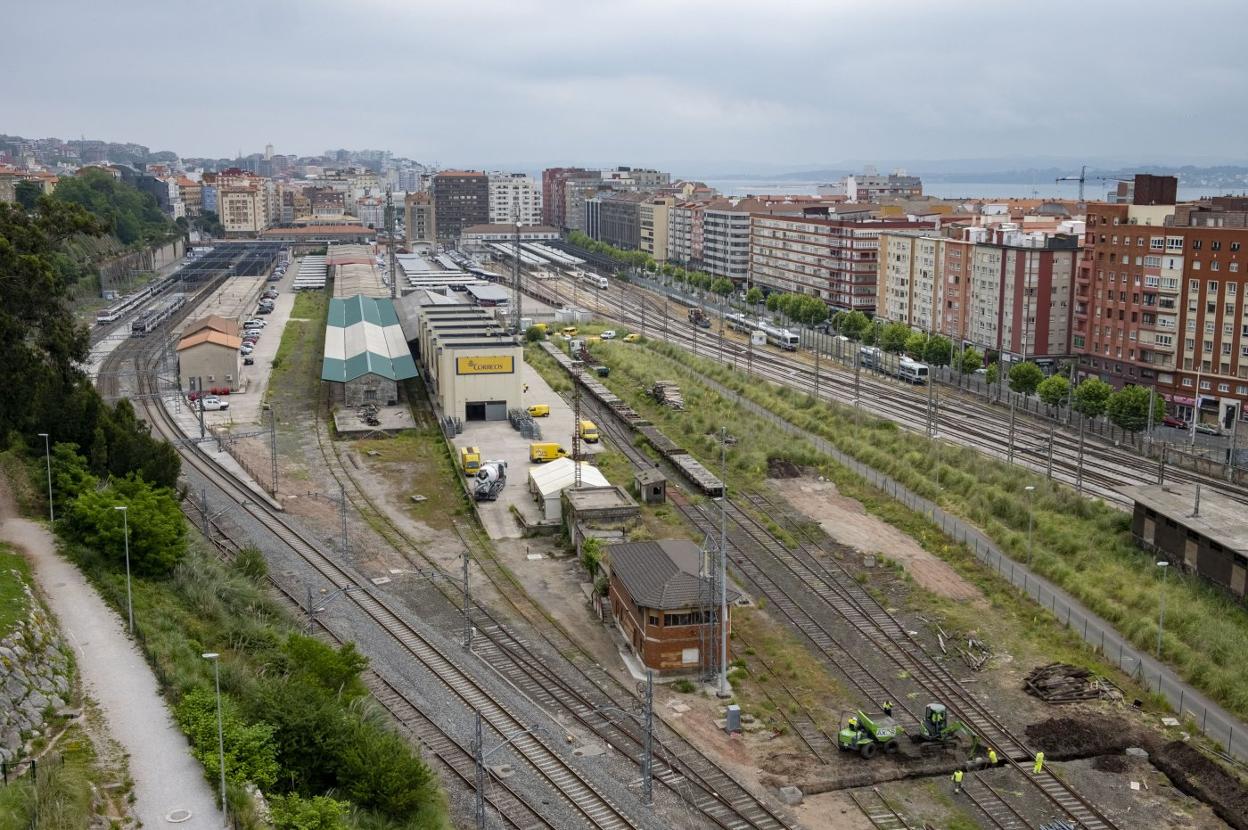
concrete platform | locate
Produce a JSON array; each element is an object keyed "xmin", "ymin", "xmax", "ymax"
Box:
[
  {"xmin": 333, "ymin": 404, "xmax": 416, "ymax": 434},
  {"xmin": 452, "ymin": 359, "xmax": 601, "ymax": 540}
]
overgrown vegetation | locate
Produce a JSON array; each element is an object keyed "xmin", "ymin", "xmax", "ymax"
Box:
[
  {"xmin": 579, "ymin": 337, "xmax": 1248, "ymax": 721},
  {"xmin": 0, "ymin": 544, "xmax": 32, "ymax": 637},
  {"xmin": 0, "ymin": 721, "xmax": 98, "ymax": 830},
  {"xmin": 52, "ymin": 168, "xmax": 178, "ymax": 247}
]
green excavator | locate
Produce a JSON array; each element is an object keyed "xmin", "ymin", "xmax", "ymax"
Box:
[{"xmin": 911, "ymin": 703, "xmax": 978, "ymax": 753}]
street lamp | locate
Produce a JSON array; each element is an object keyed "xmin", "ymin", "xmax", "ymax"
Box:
[
  {"xmin": 202, "ymin": 652, "xmax": 228, "ymax": 817},
  {"xmin": 1156, "ymin": 561, "xmax": 1170, "ymax": 658},
  {"xmin": 114, "ymin": 506, "xmax": 133, "ymax": 634},
  {"xmin": 1024, "ymin": 485, "xmax": 1036, "ymax": 566},
  {"xmin": 37, "ymin": 433, "xmax": 53, "ymax": 523}
]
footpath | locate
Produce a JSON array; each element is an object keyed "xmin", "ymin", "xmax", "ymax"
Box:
[
  {"xmin": 0, "ymin": 489, "xmax": 223, "ymax": 828},
  {"xmin": 690, "ymin": 367, "xmax": 1248, "ymax": 763}
]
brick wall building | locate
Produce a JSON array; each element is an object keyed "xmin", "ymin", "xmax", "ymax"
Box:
[{"xmin": 432, "ymin": 170, "xmax": 489, "ymax": 240}]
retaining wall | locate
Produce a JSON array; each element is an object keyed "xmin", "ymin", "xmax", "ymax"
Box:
[{"xmin": 0, "ymin": 575, "xmax": 71, "ymax": 764}]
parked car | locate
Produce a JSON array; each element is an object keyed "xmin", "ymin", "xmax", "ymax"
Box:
[
  {"xmin": 1195, "ymin": 422, "xmax": 1222, "ymax": 436},
  {"xmin": 600, "ymin": 329, "xmax": 616, "ymax": 340},
  {"xmin": 622, "ymin": 333, "xmax": 640, "ymax": 343},
  {"xmin": 240, "ymin": 345, "xmax": 254, "ymax": 355},
  {"xmin": 243, "ymin": 356, "xmax": 255, "ymax": 366},
  {"xmin": 256, "ymin": 306, "xmax": 272, "ymax": 315},
  {"xmin": 200, "ymin": 396, "xmax": 229, "ymax": 411},
  {"xmin": 1162, "ymin": 414, "xmax": 1187, "ymax": 429}
]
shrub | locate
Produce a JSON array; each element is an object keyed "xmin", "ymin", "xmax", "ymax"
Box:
[
  {"xmin": 268, "ymin": 794, "xmax": 349, "ymax": 830},
  {"xmin": 64, "ymin": 474, "xmax": 186, "ymax": 576},
  {"xmin": 175, "ymin": 687, "xmax": 279, "ymax": 790}
]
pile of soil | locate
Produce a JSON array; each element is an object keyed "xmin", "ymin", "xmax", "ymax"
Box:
[
  {"xmin": 767, "ymin": 458, "xmax": 801, "ymax": 479},
  {"xmin": 1024, "ymin": 716, "xmax": 1137, "ymax": 759},
  {"xmin": 1091, "ymin": 754, "xmax": 1130, "ymax": 773},
  {"xmin": 1151, "ymin": 741, "xmax": 1248, "ymax": 830}
]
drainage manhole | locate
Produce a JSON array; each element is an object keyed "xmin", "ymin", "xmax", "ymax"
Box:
[{"xmin": 166, "ymin": 808, "xmax": 193, "ymax": 823}]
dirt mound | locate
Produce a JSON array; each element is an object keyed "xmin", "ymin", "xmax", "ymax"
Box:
[
  {"xmin": 1151, "ymin": 741, "xmax": 1248, "ymax": 830},
  {"xmin": 1024, "ymin": 716, "xmax": 1137, "ymax": 759},
  {"xmin": 1092, "ymin": 754, "xmax": 1130, "ymax": 773},
  {"xmin": 767, "ymin": 458, "xmax": 801, "ymax": 479}
]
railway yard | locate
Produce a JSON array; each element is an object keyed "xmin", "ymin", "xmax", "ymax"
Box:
[{"xmin": 86, "ymin": 241, "xmax": 1248, "ymax": 830}]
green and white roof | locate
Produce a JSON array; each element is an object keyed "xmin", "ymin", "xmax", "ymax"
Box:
[{"xmin": 321, "ymin": 295, "xmax": 419, "ymax": 383}]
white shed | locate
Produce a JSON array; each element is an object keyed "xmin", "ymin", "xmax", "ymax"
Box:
[{"xmin": 528, "ymin": 458, "xmax": 610, "ymax": 522}]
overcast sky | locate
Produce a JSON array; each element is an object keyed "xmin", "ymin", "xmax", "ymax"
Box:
[{"xmin": 5, "ymin": 0, "xmax": 1248, "ymax": 173}]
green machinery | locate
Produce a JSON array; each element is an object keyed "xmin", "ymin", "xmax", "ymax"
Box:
[
  {"xmin": 837, "ymin": 709, "xmax": 902, "ymax": 758},
  {"xmin": 912, "ymin": 703, "xmax": 976, "ymax": 750}
]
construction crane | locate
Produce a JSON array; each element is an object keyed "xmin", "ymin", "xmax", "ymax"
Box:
[{"xmin": 1055, "ymin": 165, "xmax": 1088, "ymax": 202}]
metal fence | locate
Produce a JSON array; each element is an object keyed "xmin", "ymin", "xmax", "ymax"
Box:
[{"xmin": 694, "ymin": 365, "xmax": 1248, "ymax": 763}]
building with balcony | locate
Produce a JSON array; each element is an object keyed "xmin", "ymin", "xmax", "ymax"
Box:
[
  {"xmin": 542, "ymin": 167, "xmax": 593, "ymax": 228},
  {"xmin": 404, "ymin": 192, "xmax": 435, "ymax": 245},
  {"xmin": 432, "ymin": 170, "xmax": 489, "ymax": 240},
  {"xmin": 488, "ymin": 172, "xmax": 542, "ymax": 225},
  {"xmin": 593, "ymin": 191, "xmax": 649, "ymax": 250},
  {"xmin": 640, "ymin": 196, "xmax": 675, "ymax": 263}
]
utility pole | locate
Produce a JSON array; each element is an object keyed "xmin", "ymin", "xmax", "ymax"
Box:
[
  {"xmin": 339, "ymin": 482, "xmax": 349, "ymax": 558},
  {"xmin": 813, "ymin": 336, "xmax": 821, "ymax": 403},
  {"xmin": 1046, "ymin": 420, "xmax": 1056, "ymax": 479},
  {"xmin": 1075, "ymin": 414, "xmax": 1087, "ymax": 493},
  {"xmin": 512, "ymin": 221, "xmax": 523, "ymax": 334},
  {"xmin": 269, "ymin": 406, "xmax": 278, "ymax": 496},
  {"xmin": 1158, "ymin": 442, "xmax": 1167, "ymax": 485},
  {"xmin": 1146, "ymin": 387, "xmax": 1156, "ymax": 450},
  {"xmin": 386, "ymin": 186, "xmax": 398, "ymax": 300},
  {"xmin": 462, "ymin": 549, "xmax": 472, "ymax": 652},
  {"xmin": 473, "ymin": 712, "xmax": 486, "ymax": 830},
  {"xmin": 716, "ymin": 426, "xmax": 729, "ymax": 699},
  {"xmin": 641, "ymin": 670, "xmax": 654, "ymax": 807}
]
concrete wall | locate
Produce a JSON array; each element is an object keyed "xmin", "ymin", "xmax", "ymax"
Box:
[
  {"xmin": 179, "ymin": 341, "xmax": 241, "ymax": 392},
  {"xmin": 342, "ymin": 373, "xmax": 399, "ymax": 407},
  {"xmin": 99, "ymin": 237, "xmax": 185, "ymax": 295},
  {"xmin": 434, "ymin": 345, "xmax": 523, "ymax": 421},
  {"xmin": 0, "ymin": 581, "xmax": 71, "ymax": 764},
  {"xmin": 1131, "ymin": 503, "xmax": 1248, "ymax": 600}
]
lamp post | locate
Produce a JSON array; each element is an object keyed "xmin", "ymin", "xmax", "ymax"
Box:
[
  {"xmin": 114, "ymin": 505, "xmax": 133, "ymax": 634},
  {"xmin": 1024, "ymin": 485, "xmax": 1036, "ymax": 566},
  {"xmin": 1156, "ymin": 560, "xmax": 1170, "ymax": 658},
  {"xmin": 37, "ymin": 433, "xmax": 53, "ymax": 523},
  {"xmin": 202, "ymin": 652, "xmax": 228, "ymax": 817}
]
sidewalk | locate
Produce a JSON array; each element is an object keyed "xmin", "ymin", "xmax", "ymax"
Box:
[{"xmin": 0, "ymin": 503, "xmax": 223, "ymax": 828}]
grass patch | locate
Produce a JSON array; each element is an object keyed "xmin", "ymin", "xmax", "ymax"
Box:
[
  {"xmin": 580, "ymin": 338, "xmax": 1248, "ymax": 721},
  {"xmin": 268, "ymin": 290, "xmax": 329, "ymax": 406},
  {"xmin": 0, "ymin": 544, "xmax": 32, "ymax": 638},
  {"xmin": 353, "ymin": 427, "xmax": 472, "ymax": 531},
  {"xmin": 0, "ymin": 721, "xmax": 97, "ymax": 830}
]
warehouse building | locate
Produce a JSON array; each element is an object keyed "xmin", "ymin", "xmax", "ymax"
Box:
[
  {"xmin": 176, "ymin": 315, "xmax": 242, "ymax": 392},
  {"xmin": 321, "ymin": 295, "xmax": 418, "ymax": 406},
  {"xmin": 402, "ymin": 299, "xmax": 522, "ymax": 421},
  {"xmin": 606, "ymin": 540, "xmax": 741, "ymax": 674},
  {"xmin": 528, "ymin": 458, "xmax": 610, "ymax": 523},
  {"xmin": 1122, "ymin": 484, "xmax": 1248, "ymax": 602}
]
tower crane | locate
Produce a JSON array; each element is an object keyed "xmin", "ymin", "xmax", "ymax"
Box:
[{"xmin": 1055, "ymin": 165, "xmax": 1088, "ymax": 202}]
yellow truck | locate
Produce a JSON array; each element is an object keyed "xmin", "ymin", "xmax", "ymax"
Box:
[
  {"xmin": 579, "ymin": 419, "xmax": 600, "ymax": 443},
  {"xmin": 527, "ymin": 404, "xmax": 550, "ymax": 417},
  {"xmin": 530, "ymin": 442, "xmax": 569, "ymax": 463},
  {"xmin": 458, "ymin": 446, "xmax": 481, "ymax": 476},
  {"xmin": 560, "ymin": 326, "xmax": 579, "ymax": 338}
]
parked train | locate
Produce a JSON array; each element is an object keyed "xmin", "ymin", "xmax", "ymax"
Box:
[
  {"xmin": 130, "ymin": 294, "xmax": 187, "ymax": 337},
  {"xmin": 96, "ymin": 273, "xmax": 181, "ymax": 325},
  {"xmin": 858, "ymin": 346, "xmax": 928, "ymax": 384},
  {"xmin": 571, "ymin": 269, "xmax": 609, "ymax": 290}
]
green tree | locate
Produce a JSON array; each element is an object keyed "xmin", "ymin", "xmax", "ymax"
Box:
[
  {"xmin": 1037, "ymin": 374, "xmax": 1071, "ymax": 409},
  {"xmin": 957, "ymin": 346, "xmax": 983, "ymax": 374},
  {"xmin": 765, "ymin": 293, "xmax": 781, "ymax": 313},
  {"xmin": 1072, "ymin": 377, "xmax": 1113, "ymax": 419},
  {"xmin": 336, "ymin": 719, "xmax": 437, "ymax": 818},
  {"xmin": 64, "ymin": 475, "xmax": 186, "ymax": 576},
  {"xmin": 923, "ymin": 335, "xmax": 953, "ymax": 367},
  {"xmin": 904, "ymin": 331, "xmax": 928, "ymax": 358},
  {"xmin": 1106, "ymin": 385, "xmax": 1166, "ymax": 433},
  {"xmin": 53, "ymin": 168, "xmax": 177, "ymax": 246},
  {"xmin": 580, "ymin": 537, "xmax": 604, "ymax": 577},
  {"xmin": 278, "ymin": 635, "xmax": 369, "ymax": 700},
  {"xmin": 710, "ymin": 277, "xmax": 734, "ymax": 296},
  {"xmin": 879, "ymin": 322, "xmax": 911, "ymax": 353},
  {"xmin": 985, "ymin": 362, "xmax": 1000, "ymax": 386},
  {"xmin": 1008, "ymin": 361, "xmax": 1045, "ymax": 395},
  {"xmin": 835, "ymin": 310, "xmax": 870, "ymax": 341},
  {"xmin": 14, "ymin": 180, "xmax": 41, "ymax": 211},
  {"xmin": 175, "ymin": 687, "xmax": 279, "ymax": 789},
  {"xmin": 745, "ymin": 287, "xmax": 763, "ymax": 306},
  {"xmin": 268, "ymin": 794, "xmax": 349, "ymax": 830}
]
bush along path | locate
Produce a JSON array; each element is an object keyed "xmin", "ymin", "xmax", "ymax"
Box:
[{"xmin": 586, "ymin": 337, "xmax": 1248, "ymax": 762}]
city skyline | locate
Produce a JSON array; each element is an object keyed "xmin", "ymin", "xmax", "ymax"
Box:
[{"xmin": 6, "ymin": 0, "xmax": 1248, "ymax": 170}]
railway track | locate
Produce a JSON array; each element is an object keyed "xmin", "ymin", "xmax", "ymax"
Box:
[
  {"xmin": 848, "ymin": 788, "xmax": 917, "ymax": 830},
  {"xmin": 559, "ymin": 272, "xmax": 1248, "ymax": 509},
  {"xmin": 309, "ymin": 379, "xmax": 791, "ymax": 829},
  {"xmin": 129, "ymin": 352, "xmax": 640, "ymax": 830},
  {"xmin": 961, "ymin": 776, "xmax": 1031, "ymax": 830},
  {"xmin": 552, "ymin": 349, "xmax": 1123, "ymax": 830}
]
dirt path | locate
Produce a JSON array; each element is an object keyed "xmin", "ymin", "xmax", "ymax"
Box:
[
  {"xmin": 0, "ymin": 483, "xmax": 223, "ymax": 829},
  {"xmin": 770, "ymin": 477, "xmax": 982, "ymax": 603}
]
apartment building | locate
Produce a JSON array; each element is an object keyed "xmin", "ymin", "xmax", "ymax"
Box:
[
  {"xmin": 821, "ymin": 168, "xmax": 923, "ymax": 203},
  {"xmin": 880, "ymin": 230, "xmax": 1079, "ymax": 360},
  {"xmin": 488, "ymin": 172, "xmax": 542, "ymax": 225},
  {"xmin": 542, "ymin": 167, "xmax": 594, "ymax": 227},
  {"xmin": 1075, "ymin": 189, "xmax": 1248, "ymax": 426},
  {"xmin": 667, "ymin": 201, "xmax": 703, "ymax": 266},
  {"xmin": 217, "ymin": 169, "xmax": 273, "ymax": 235},
  {"xmin": 594, "ymin": 191, "xmax": 649, "ymax": 250},
  {"xmin": 564, "ymin": 179, "xmax": 612, "ymax": 235},
  {"xmin": 750, "ymin": 216, "xmax": 934, "ymax": 311},
  {"xmin": 404, "ymin": 192, "xmax": 435, "ymax": 245},
  {"xmin": 702, "ymin": 199, "xmax": 757, "ymax": 284},
  {"xmin": 356, "ymin": 195, "xmax": 385, "ymax": 229},
  {"xmin": 432, "ymin": 170, "xmax": 489, "ymax": 240},
  {"xmin": 640, "ymin": 197, "xmax": 674, "ymax": 263}
]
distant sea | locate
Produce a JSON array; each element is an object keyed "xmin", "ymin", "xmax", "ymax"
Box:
[{"xmin": 703, "ymin": 179, "xmax": 1239, "ymax": 201}]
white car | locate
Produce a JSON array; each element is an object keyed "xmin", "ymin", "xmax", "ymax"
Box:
[
  {"xmin": 600, "ymin": 330, "xmax": 616, "ymax": 340},
  {"xmin": 243, "ymin": 319, "xmax": 267, "ymax": 328},
  {"xmin": 200, "ymin": 396, "xmax": 229, "ymax": 411}
]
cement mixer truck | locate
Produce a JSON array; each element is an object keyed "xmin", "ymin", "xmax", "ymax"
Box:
[{"xmin": 473, "ymin": 461, "xmax": 507, "ymax": 502}]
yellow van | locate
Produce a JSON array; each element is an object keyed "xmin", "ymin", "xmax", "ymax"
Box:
[
  {"xmin": 560, "ymin": 326, "xmax": 579, "ymax": 338},
  {"xmin": 530, "ymin": 442, "xmax": 569, "ymax": 463},
  {"xmin": 527, "ymin": 404, "xmax": 551, "ymax": 418},
  {"xmin": 458, "ymin": 446, "xmax": 481, "ymax": 476},
  {"xmin": 579, "ymin": 420, "xmax": 600, "ymax": 443}
]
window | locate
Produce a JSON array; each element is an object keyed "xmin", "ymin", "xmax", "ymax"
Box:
[
  {"xmin": 1193, "ymin": 239, "xmax": 1203, "ymax": 250},
  {"xmin": 1200, "ymin": 379, "xmax": 1212, "ymax": 391},
  {"xmin": 1212, "ymin": 241, "xmax": 1222, "ymax": 251},
  {"xmin": 1194, "ymin": 261, "xmax": 1202, "ymax": 270},
  {"xmin": 1182, "ymin": 377, "xmax": 1194, "ymax": 387},
  {"xmin": 1231, "ymin": 283, "xmax": 1239, "ymax": 295}
]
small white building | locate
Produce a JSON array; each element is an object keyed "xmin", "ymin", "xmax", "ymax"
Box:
[{"xmin": 528, "ymin": 458, "xmax": 610, "ymax": 522}]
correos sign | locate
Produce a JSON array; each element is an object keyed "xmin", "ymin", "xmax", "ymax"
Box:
[{"xmin": 456, "ymin": 355, "xmax": 514, "ymax": 375}]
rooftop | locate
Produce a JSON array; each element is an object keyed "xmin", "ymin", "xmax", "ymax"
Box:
[
  {"xmin": 529, "ymin": 457, "xmax": 610, "ymax": 498},
  {"xmin": 176, "ymin": 329, "xmax": 241, "ymax": 351},
  {"xmin": 1120, "ymin": 484, "xmax": 1248, "ymax": 554},
  {"xmin": 462, "ymin": 223, "xmax": 559, "ymax": 235},
  {"xmin": 607, "ymin": 540, "xmax": 743, "ymax": 610},
  {"xmin": 322, "ymin": 295, "xmax": 418, "ymax": 383},
  {"xmin": 183, "ymin": 315, "xmax": 241, "ymax": 339}
]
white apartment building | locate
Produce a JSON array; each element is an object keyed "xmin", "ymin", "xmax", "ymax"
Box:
[
  {"xmin": 488, "ymin": 172, "xmax": 542, "ymax": 225},
  {"xmin": 702, "ymin": 199, "xmax": 757, "ymax": 284}
]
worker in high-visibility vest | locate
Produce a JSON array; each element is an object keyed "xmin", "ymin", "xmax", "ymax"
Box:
[
  {"xmin": 988, "ymin": 748, "xmax": 999, "ymax": 767},
  {"xmin": 1033, "ymin": 751, "xmax": 1045, "ymax": 774},
  {"xmin": 882, "ymin": 700, "xmax": 893, "ymax": 717},
  {"xmin": 847, "ymin": 716, "xmax": 858, "ymax": 730},
  {"xmin": 951, "ymin": 769, "xmax": 964, "ymax": 793}
]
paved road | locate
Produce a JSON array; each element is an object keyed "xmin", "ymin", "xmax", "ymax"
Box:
[{"xmin": 0, "ymin": 495, "xmax": 223, "ymax": 828}]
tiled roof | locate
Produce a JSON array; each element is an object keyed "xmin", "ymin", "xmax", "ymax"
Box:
[
  {"xmin": 608, "ymin": 540, "xmax": 742, "ymax": 610},
  {"xmin": 183, "ymin": 315, "xmax": 240, "ymax": 339},
  {"xmin": 321, "ymin": 295, "xmax": 418, "ymax": 383},
  {"xmin": 176, "ymin": 330, "xmax": 241, "ymax": 351}
]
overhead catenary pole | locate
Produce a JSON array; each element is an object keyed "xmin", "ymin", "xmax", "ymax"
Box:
[
  {"xmin": 716, "ymin": 426, "xmax": 729, "ymax": 699},
  {"xmin": 642, "ymin": 670, "xmax": 654, "ymax": 806},
  {"xmin": 512, "ymin": 221, "xmax": 523, "ymax": 334},
  {"xmin": 340, "ymin": 482, "xmax": 349, "ymax": 558},
  {"xmin": 269, "ymin": 406, "xmax": 278, "ymax": 496},
  {"xmin": 386, "ymin": 186, "xmax": 398, "ymax": 300}
]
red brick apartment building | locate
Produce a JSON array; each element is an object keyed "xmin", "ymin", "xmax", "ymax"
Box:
[{"xmin": 1076, "ymin": 191, "xmax": 1248, "ymax": 427}]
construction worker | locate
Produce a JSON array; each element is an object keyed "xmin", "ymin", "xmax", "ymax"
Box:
[
  {"xmin": 951, "ymin": 769, "xmax": 964, "ymax": 793},
  {"xmin": 1033, "ymin": 751, "xmax": 1045, "ymax": 774},
  {"xmin": 882, "ymin": 700, "xmax": 893, "ymax": 717},
  {"xmin": 847, "ymin": 715, "xmax": 858, "ymax": 730},
  {"xmin": 987, "ymin": 748, "xmax": 999, "ymax": 767}
]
